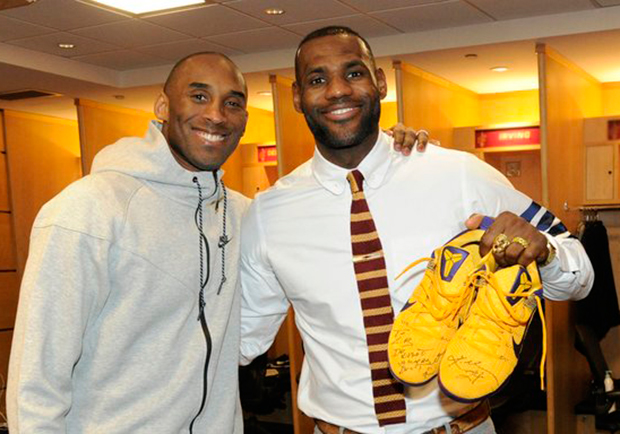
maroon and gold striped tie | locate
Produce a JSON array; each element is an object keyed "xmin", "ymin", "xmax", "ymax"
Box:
[{"xmin": 347, "ymin": 169, "xmax": 407, "ymax": 426}]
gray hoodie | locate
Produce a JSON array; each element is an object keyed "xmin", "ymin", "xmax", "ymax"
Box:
[{"xmin": 8, "ymin": 122, "xmax": 249, "ymax": 433}]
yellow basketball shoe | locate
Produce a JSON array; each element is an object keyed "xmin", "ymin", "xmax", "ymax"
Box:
[
  {"xmin": 388, "ymin": 228, "xmax": 485, "ymax": 386},
  {"xmin": 438, "ymin": 255, "xmax": 546, "ymax": 402}
]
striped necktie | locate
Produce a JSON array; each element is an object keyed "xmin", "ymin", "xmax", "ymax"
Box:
[{"xmin": 347, "ymin": 169, "xmax": 407, "ymax": 426}]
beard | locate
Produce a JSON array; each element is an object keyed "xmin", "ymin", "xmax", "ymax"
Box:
[{"xmin": 302, "ymin": 94, "xmax": 381, "ymax": 150}]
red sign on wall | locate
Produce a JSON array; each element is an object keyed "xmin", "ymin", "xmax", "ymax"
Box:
[
  {"xmin": 258, "ymin": 145, "xmax": 277, "ymax": 163},
  {"xmin": 475, "ymin": 127, "xmax": 540, "ymax": 149}
]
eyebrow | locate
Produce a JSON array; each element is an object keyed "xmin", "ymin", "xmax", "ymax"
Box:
[
  {"xmin": 189, "ymin": 82, "xmax": 210, "ymax": 90},
  {"xmin": 345, "ymin": 60, "xmax": 367, "ymax": 69},
  {"xmin": 230, "ymin": 90, "xmax": 247, "ymax": 102},
  {"xmin": 303, "ymin": 59, "xmax": 368, "ymax": 78},
  {"xmin": 188, "ymin": 82, "xmax": 247, "ymax": 102},
  {"xmin": 305, "ymin": 66, "xmax": 325, "ymax": 77}
]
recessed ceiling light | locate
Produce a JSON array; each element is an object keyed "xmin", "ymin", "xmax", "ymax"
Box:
[
  {"xmin": 87, "ymin": 0, "xmax": 204, "ymax": 15},
  {"xmin": 257, "ymin": 91, "xmax": 272, "ymax": 96},
  {"xmin": 264, "ymin": 8, "xmax": 285, "ymax": 15},
  {"xmin": 491, "ymin": 66, "xmax": 509, "ymax": 72},
  {"xmin": 58, "ymin": 43, "xmax": 75, "ymax": 49}
]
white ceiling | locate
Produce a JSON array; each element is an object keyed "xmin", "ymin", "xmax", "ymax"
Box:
[{"xmin": 1, "ymin": 0, "xmax": 620, "ymax": 118}]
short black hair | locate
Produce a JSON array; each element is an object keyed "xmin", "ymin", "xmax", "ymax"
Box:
[
  {"xmin": 294, "ymin": 26, "xmax": 376, "ymax": 82},
  {"xmin": 163, "ymin": 51, "xmax": 240, "ymax": 94}
]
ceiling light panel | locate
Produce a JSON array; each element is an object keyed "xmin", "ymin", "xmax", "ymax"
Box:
[{"xmin": 88, "ymin": 0, "xmax": 205, "ymax": 15}]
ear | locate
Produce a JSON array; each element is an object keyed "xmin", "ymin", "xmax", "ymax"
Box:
[
  {"xmin": 292, "ymin": 81, "xmax": 303, "ymax": 114},
  {"xmin": 154, "ymin": 92, "xmax": 170, "ymax": 122},
  {"xmin": 375, "ymin": 68, "xmax": 388, "ymax": 100}
]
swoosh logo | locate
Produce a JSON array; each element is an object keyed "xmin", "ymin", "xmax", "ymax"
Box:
[{"xmin": 512, "ymin": 334, "xmax": 525, "ymax": 356}]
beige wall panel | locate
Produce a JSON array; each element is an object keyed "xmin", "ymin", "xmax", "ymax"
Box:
[
  {"xmin": 379, "ymin": 101, "xmax": 398, "ymax": 131},
  {"xmin": 270, "ymin": 75, "xmax": 315, "ymax": 178},
  {"xmin": 484, "ymin": 150, "xmax": 542, "ymax": 203},
  {"xmin": 241, "ymin": 106, "xmax": 276, "ymax": 145},
  {"xmin": 221, "ymin": 106, "xmax": 277, "ymax": 194},
  {"xmin": 0, "ymin": 272, "xmax": 19, "ymax": 330},
  {"xmin": 395, "ymin": 61, "xmax": 480, "ymax": 149},
  {"xmin": 479, "ymin": 90, "xmax": 540, "ymax": 126},
  {"xmin": 603, "ymin": 82, "xmax": 620, "ymax": 116},
  {"xmin": 452, "ymin": 127, "xmax": 477, "ymax": 152},
  {"xmin": 0, "ymin": 214, "xmax": 16, "ymax": 270},
  {"xmin": 241, "ymin": 166, "xmax": 270, "ymax": 198},
  {"xmin": 4, "ymin": 111, "xmax": 82, "ymax": 274},
  {"xmin": 538, "ymin": 45, "xmax": 602, "ymax": 231},
  {"xmin": 583, "ymin": 116, "xmax": 611, "ymax": 145},
  {"xmin": 585, "ymin": 145, "xmax": 615, "ymax": 201},
  {"xmin": 76, "ymin": 99, "xmax": 153, "ymax": 175},
  {"xmin": 537, "ymin": 44, "xmax": 603, "ymax": 434},
  {"xmin": 0, "ymin": 153, "xmax": 9, "ymax": 211}
]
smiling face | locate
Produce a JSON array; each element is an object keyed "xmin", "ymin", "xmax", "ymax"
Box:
[
  {"xmin": 155, "ymin": 53, "xmax": 248, "ymax": 172},
  {"xmin": 293, "ymin": 34, "xmax": 387, "ymax": 168}
]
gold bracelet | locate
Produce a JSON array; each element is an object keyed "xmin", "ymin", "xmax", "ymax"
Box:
[{"xmin": 541, "ymin": 242, "xmax": 556, "ymax": 267}]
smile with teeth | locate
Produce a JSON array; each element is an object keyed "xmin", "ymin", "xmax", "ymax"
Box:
[
  {"xmin": 323, "ymin": 105, "xmax": 359, "ymax": 121},
  {"xmin": 331, "ymin": 107, "xmax": 355, "ymax": 115},
  {"xmin": 195, "ymin": 130, "xmax": 227, "ymax": 142}
]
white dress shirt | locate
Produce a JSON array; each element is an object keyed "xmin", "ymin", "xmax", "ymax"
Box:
[{"xmin": 240, "ymin": 131, "xmax": 593, "ymax": 433}]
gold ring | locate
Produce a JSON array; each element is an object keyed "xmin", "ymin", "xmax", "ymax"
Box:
[
  {"xmin": 492, "ymin": 234, "xmax": 510, "ymax": 255},
  {"xmin": 512, "ymin": 236, "xmax": 529, "ymax": 249}
]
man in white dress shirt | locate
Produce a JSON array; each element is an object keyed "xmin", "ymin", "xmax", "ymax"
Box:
[{"xmin": 240, "ymin": 26, "xmax": 593, "ymax": 434}]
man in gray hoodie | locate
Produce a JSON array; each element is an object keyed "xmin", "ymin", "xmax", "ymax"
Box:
[
  {"xmin": 7, "ymin": 52, "xmax": 252, "ymax": 433},
  {"xmin": 7, "ymin": 51, "xmax": 425, "ymax": 433}
]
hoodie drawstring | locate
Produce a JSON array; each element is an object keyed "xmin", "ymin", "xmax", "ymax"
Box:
[
  {"xmin": 189, "ymin": 174, "xmax": 228, "ymax": 433},
  {"xmin": 216, "ymin": 180, "xmax": 228, "ymax": 295}
]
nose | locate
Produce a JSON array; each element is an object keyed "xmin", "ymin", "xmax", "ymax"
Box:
[
  {"xmin": 202, "ymin": 101, "xmax": 225, "ymax": 125},
  {"xmin": 325, "ymin": 76, "xmax": 353, "ymax": 100}
]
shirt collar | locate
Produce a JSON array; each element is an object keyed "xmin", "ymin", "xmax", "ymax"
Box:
[{"xmin": 311, "ymin": 131, "xmax": 394, "ymax": 195}]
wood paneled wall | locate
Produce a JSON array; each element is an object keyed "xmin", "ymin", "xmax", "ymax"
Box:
[
  {"xmin": 537, "ymin": 44, "xmax": 602, "ymax": 232},
  {"xmin": 1, "ymin": 110, "xmax": 81, "ymax": 415},
  {"xmin": 0, "ymin": 111, "xmax": 18, "ymax": 417},
  {"xmin": 379, "ymin": 101, "xmax": 399, "ymax": 131},
  {"xmin": 394, "ymin": 60, "xmax": 480, "ymax": 148},
  {"xmin": 603, "ymin": 82, "xmax": 620, "ymax": 116},
  {"xmin": 537, "ymin": 43, "xmax": 603, "ymax": 434},
  {"xmin": 479, "ymin": 90, "xmax": 540, "ymax": 126},
  {"xmin": 223, "ymin": 106, "xmax": 276, "ymax": 193},
  {"xmin": 76, "ymin": 99, "xmax": 153, "ymax": 175},
  {"xmin": 241, "ymin": 106, "xmax": 276, "ymax": 145},
  {"xmin": 270, "ymin": 75, "xmax": 315, "ymax": 178},
  {"xmin": 4, "ymin": 110, "xmax": 82, "ymax": 274}
]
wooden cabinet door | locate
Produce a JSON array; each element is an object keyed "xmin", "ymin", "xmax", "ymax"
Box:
[{"xmin": 585, "ymin": 145, "xmax": 614, "ymax": 201}]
